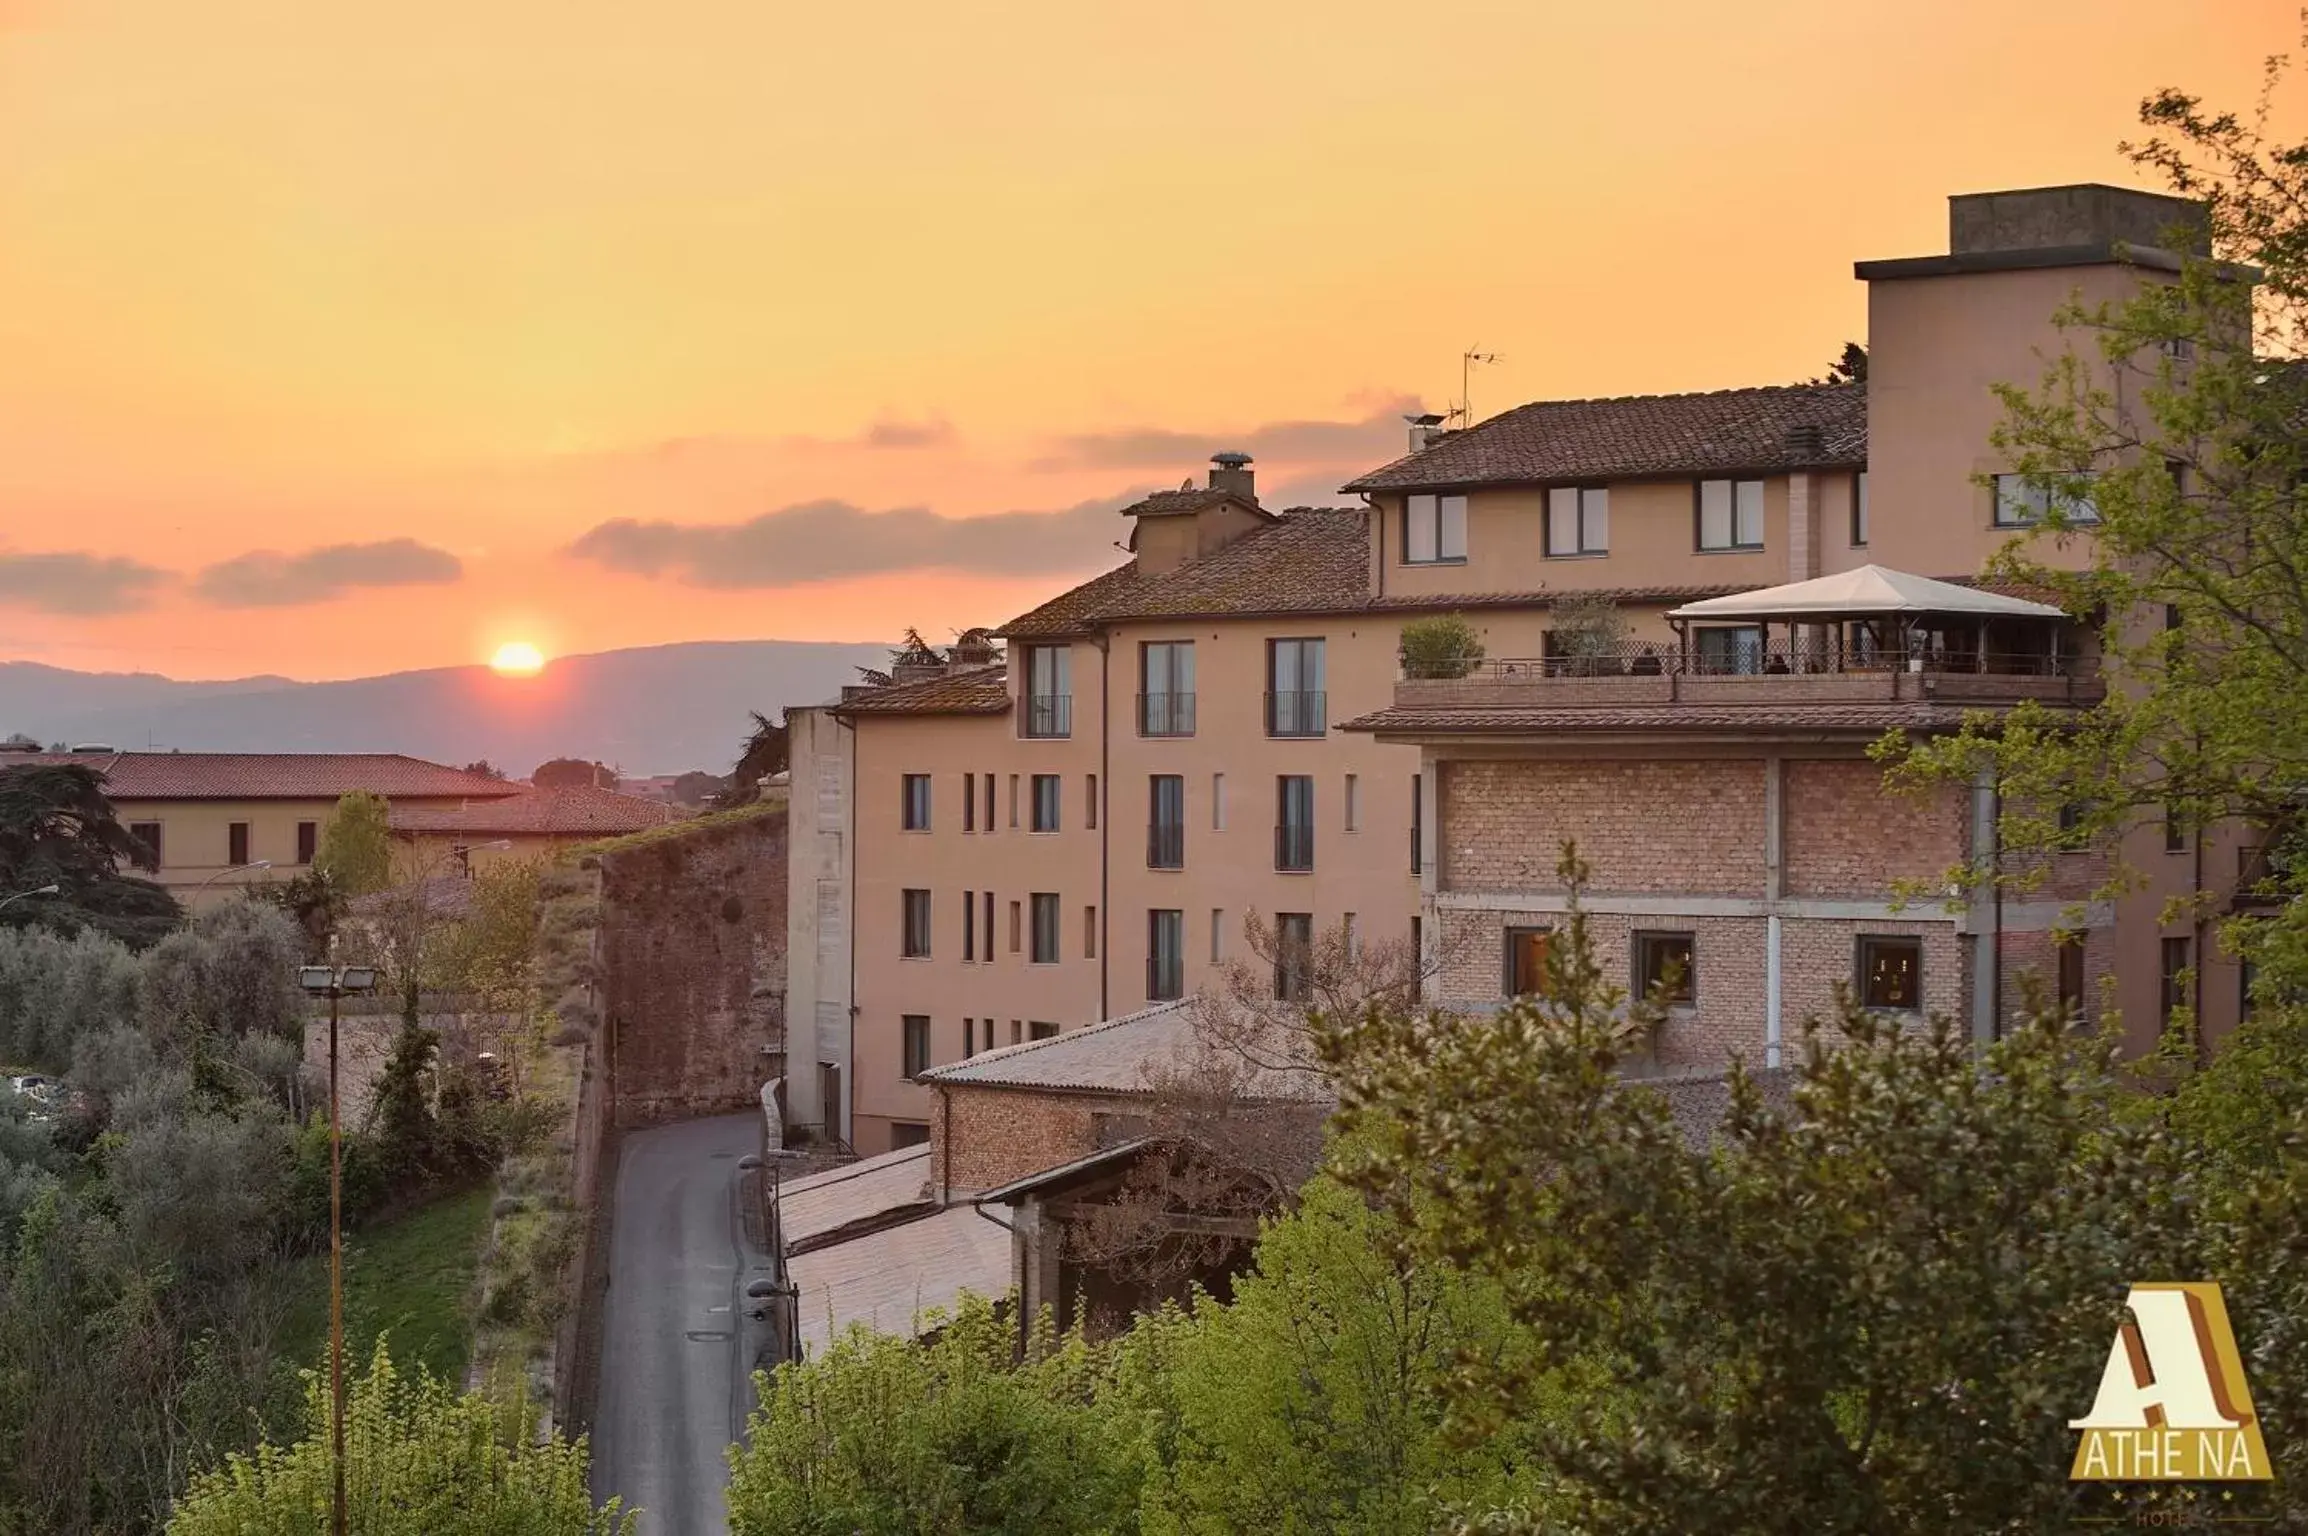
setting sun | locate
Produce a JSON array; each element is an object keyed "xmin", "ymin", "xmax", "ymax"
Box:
[{"xmin": 489, "ymin": 641, "xmax": 546, "ymax": 677}]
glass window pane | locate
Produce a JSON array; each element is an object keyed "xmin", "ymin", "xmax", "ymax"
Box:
[
  {"xmin": 1699, "ymin": 480, "xmax": 1732, "ymax": 548},
  {"xmin": 1405, "ymin": 494, "xmax": 1438, "ymax": 562},
  {"xmin": 1581, "ymin": 487, "xmax": 1609, "ymax": 551},
  {"xmin": 1735, "ymin": 480, "xmax": 1765, "ymax": 546},
  {"xmin": 1548, "ymin": 488, "xmax": 1579, "ymax": 553},
  {"xmin": 1439, "ymin": 495, "xmax": 1468, "ymax": 559}
]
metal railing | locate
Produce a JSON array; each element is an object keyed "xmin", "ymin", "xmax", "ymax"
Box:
[
  {"xmin": 1137, "ymin": 691, "xmax": 1196, "ymax": 737},
  {"xmin": 1275, "ymin": 822, "xmax": 1315, "ymax": 873},
  {"xmin": 1266, "ymin": 689, "xmax": 1327, "ymax": 737},
  {"xmin": 1482, "ymin": 641, "xmax": 2097, "ymax": 680},
  {"xmin": 1023, "ymin": 693, "xmax": 1072, "ymax": 737},
  {"xmin": 1148, "ymin": 820, "xmax": 1185, "ymax": 870}
]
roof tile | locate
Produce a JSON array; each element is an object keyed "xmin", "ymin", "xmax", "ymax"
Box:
[
  {"xmin": 12, "ymin": 752, "xmax": 523, "ymax": 801},
  {"xmin": 1340, "ymin": 702, "xmax": 1968, "ymax": 734},
  {"xmin": 826, "ymin": 663, "xmax": 1013, "ymax": 717},
  {"xmin": 387, "ymin": 785, "xmax": 681, "ymax": 837}
]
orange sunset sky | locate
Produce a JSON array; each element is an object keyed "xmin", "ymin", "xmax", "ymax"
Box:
[{"xmin": 0, "ymin": 0, "xmax": 2297, "ymax": 681}]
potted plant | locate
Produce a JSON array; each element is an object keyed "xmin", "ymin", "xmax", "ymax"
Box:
[{"xmin": 1398, "ymin": 614, "xmax": 1486, "ymax": 680}]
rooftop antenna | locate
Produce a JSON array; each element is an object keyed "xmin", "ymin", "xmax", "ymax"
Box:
[{"xmin": 1452, "ymin": 347, "xmax": 1502, "ymax": 428}]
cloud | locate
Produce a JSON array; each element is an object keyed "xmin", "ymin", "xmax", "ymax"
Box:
[
  {"xmin": 194, "ymin": 538, "xmax": 463, "ymax": 608},
  {"xmin": 860, "ymin": 415, "xmax": 956, "ymax": 449},
  {"xmin": 1039, "ymin": 394, "xmax": 1422, "ymax": 471},
  {"xmin": 568, "ymin": 495, "xmax": 1131, "ymax": 589},
  {"xmin": 0, "ymin": 551, "xmax": 167, "ymax": 615}
]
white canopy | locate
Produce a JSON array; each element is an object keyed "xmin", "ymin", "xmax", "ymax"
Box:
[{"xmin": 1665, "ymin": 565, "xmax": 2065, "ymax": 622}]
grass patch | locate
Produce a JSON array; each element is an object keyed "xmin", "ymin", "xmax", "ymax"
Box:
[{"xmin": 280, "ymin": 1184, "xmax": 496, "ymax": 1386}]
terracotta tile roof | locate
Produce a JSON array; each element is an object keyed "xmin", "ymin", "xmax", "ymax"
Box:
[
  {"xmin": 15, "ymin": 752, "xmax": 523, "ymax": 801},
  {"xmin": 1340, "ymin": 702, "xmax": 1968, "ymax": 735},
  {"xmin": 994, "ymin": 561, "xmax": 1145, "ymax": 639},
  {"xmin": 1343, "ymin": 382, "xmax": 1867, "ymax": 492},
  {"xmin": 1094, "ymin": 508, "xmax": 1373, "ymax": 624},
  {"xmin": 787, "ymin": 1204, "xmax": 1012, "ymax": 1355},
  {"xmin": 1366, "ymin": 582, "xmax": 1756, "ymax": 611},
  {"xmin": 920, "ymin": 1000, "xmax": 1331, "ymax": 1101},
  {"xmin": 387, "ymin": 785, "xmax": 681, "ymax": 837},
  {"xmin": 826, "ymin": 663, "xmax": 1013, "ymax": 717},
  {"xmin": 777, "ymin": 1145, "xmax": 933, "ymax": 1252},
  {"xmin": 1117, "ymin": 486, "xmax": 1265, "ymax": 519}
]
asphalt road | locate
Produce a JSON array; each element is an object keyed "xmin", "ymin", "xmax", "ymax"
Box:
[{"xmin": 590, "ymin": 1113, "xmax": 771, "ymax": 1536}]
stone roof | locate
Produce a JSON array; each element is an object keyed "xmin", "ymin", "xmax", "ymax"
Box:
[
  {"xmin": 787, "ymin": 1204, "xmax": 1012, "ymax": 1356},
  {"xmin": 1343, "ymin": 383, "xmax": 1867, "ymax": 492},
  {"xmin": 1630, "ymin": 1066, "xmax": 1800, "ymax": 1151},
  {"xmin": 919, "ymin": 1000, "xmax": 1331, "ymax": 1102},
  {"xmin": 1341, "ymin": 702, "xmax": 1968, "ymax": 735},
  {"xmin": 825, "ymin": 663, "xmax": 1013, "ymax": 718},
  {"xmin": 998, "ymin": 508, "xmax": 1371, "ymax": 637},
  {"xmin": 1116, "ymin": 486, "xmax": 1265, "ymax": 519},
  {"xmin": 12, "ymin": 752, "xmax": 522, "ymax": 801},
  {"xmin": 387, "ymin": 785, "xmax": 681, "ymax": 837},
  {"xmin": 776, "ymin": 1145, "xmax": 934, "ymax": 1252}
]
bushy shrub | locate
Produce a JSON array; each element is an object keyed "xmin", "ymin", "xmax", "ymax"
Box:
[
  {"xmin": 138, "ymin": 902, "xmax": 307, "ymax": 1048},
  {"xmin": 1397, "ymin": 614, "xmax": 1486, "ymax": 679}
]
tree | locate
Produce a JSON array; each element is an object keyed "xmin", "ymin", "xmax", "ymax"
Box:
[
  {"xmin": 1808, "ymin": 340, "xmax": 1868, "ymax": 386},
  {"xmin": 168, "ymin": 1344, "xmax": 633, "ymax": 1535},
  {"xmin": 0, "ymin": 762, "xmax": 181, "ymax": 948},
  {"xmin": 249, "ymin": 867, "xmax": 348, "ymax": 959},
  {"xmin": 1545, "ymin": 592, "xmax": 1630, "ymax": 675},
  {"xmin": 1397, "ymin": 614, "xmax": 1487, "ymax": 680},
  {"xmin": 460, "ymin": 760, "xmax": 507, "ymax": 781},
  {"xmin": 725, "ymin": 711, "xmax": 789, "ymax": 807},
  {"xmin": 530, "ymin": 759, "xmax": 617, "ymax": 791},
  {"xmin": 1880, "ymin": 51, "xmax": 2308, "ymax": 1020},
  {"xmin": 670, "ymin": 770, "xmax": 727, "ymax": 807},
  {"xmin": 313, "ymin": 791, "xmax": 393, "ymax": 898},
  {"xmin": 138, "ymin": 901, "xmax": 307, "ymax": 1049}
]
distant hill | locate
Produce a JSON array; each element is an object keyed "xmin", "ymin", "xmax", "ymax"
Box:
[{"xmin": 0, "ymin": 639, "xmax": 891, "ymax": 778}]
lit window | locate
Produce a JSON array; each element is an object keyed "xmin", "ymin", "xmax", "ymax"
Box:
[
  {"xmin": 1858, "ymin": 935, "xmax": 1922, "ymax": 1011},
  {"xmin": 1634, "ymin": 931, "xmax": 1696, "ymax": 1005}
]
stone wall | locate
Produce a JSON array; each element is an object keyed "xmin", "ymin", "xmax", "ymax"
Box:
[
  {"xmin": 1440, "ymin": 759, "xmax": 1768, "ymax": 895},
  {"xmin": 935, "ymin": 1081, "xmax": 1141, "ymax": 1196},
  {"xmin": 1783, "ymin": 760, "xmax": 1964, "ymax": 898},
  {"xmin": 597, "ymin": 807, "xmax": 790, "ymax": 1128}
]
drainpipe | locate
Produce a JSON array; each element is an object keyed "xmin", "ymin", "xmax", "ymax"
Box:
[
  {"xmin": 1967, "ymin": 766, "xmax": 2001, "ymax": 1046},
  {"xmin": 845, "ymin": 718, "xmax": 859, "ymax": 1147},
  {"xmin": 1765, "ymin": 917, "xmax": 1783, "ymax": 1069},
  {"xmin": 1096, "ymin": 629, "xmax": 1111, "ymax": 1022},
  {"xmin": 1764, "ymin": 755, "xmax": 1783, "ymax": 1069}
]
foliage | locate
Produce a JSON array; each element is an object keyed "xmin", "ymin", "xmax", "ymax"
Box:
[
  {"xmin": 461, "ymin": 760, "xmax": 508, "ymax": 781},
  {"xmin": 277, "ymin": 1185, "xmax": 497, "ymax": 1389},
  {"xmin": 1881, "ymin": 53, "xmax": 2308, "ymax": 1019},
  {"xmin": 0, "ymin": 925, "xmax": 142, "ymax": 1072},
  {"xmin": 138, "ymin": 901, "xmax": 307, "ymax": 1049},
  {"xmin": 0, "ymin": 762, "xmax": 182, "ymax": 948},
  {"xmin": 314, "ymin": 792, "xmax": 394, "ymax": 899},
  {"xmin": 1807, "ymin": 339, "xmax": 1868, "ymax": 386},
  {"xmin": 1545, "ymin": 592, "xmax": 1630, "ymax": 672},
  {"xmin": 249, "ymin": 869, "xmax": 349, "ymax": 960},
  {"xmin": 728, "ymin": 1294, "xmax": 1138, "ymax": 1536},
  {"xmin": 167, "ymin": 1342, "xmax": 632, "ymax": 1536},
  {"xmin": 671, "ymin": 769, "xmax": 727, "ymax": 806},
  {"xmin": 530, "ymin": 758, "xmax": 617, "ymax": 791},
  {"xmin": 726, "ymin": 710, "xmax": 790, "ymax": 806},
  {"xmin": 1397, "ymin": 614, "xmax": 1487, "ymax": 680}
]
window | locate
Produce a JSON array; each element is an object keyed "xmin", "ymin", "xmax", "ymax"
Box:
[
  {"xmin": 963, "ymin": 889, "xmax": 977, "ymax": 960},
  {"xmin": 1344, "ymin": 773, "xmax": 1359, "ymax": 833},
  {"xmin": 1008, "ymin": 899, "xmax": 1022, "ymax": 954},
  {"xmin": 1411, "ymin": 914, "xmax": 1423, "ymax": 969},
  {"xmin": 1545, "ymin": 486, "xmax": 1608, "ymax": 556},
  {"xmin": 964, "ymin": 773, "xmax": 976, "ymax": 832},
  {"xmin": 820, "ymin": 1063, "xmax": 842, "ymax": 1139},
  {"xmin": 901, "ymin": 1016, "xmax": 931, "ymax": 1080},
  {"xmin": 1343, "ymin": 911, "xmax": 1359, "ymax": 958},
  {"xmin": 1857, "ymin": 935, "xmax": 1922, "ymax": 1011},
  {"xmin": 1696, "ymin": 478, "xmax": 1765, "ymax": 551},
  {"xmin": 227, "ymin": 821, "xmax": 250, "ymax": 867},
  {"xmin": 1266, "ymin": 638, "xmax": 1327, "ymax": 737},
  {"xmin": 1993, "ymin": 472, "xmax": 2099, "ymax": 527},
  {"xmin": 1148, "ymin": 909, "xmax": 1185, "ymax": 1001},
  {"xmin": 1212, "ymin": 772, "xmax": 1227, "ymax": 830},
  {"xmin": 1023, "ymin": 644, "xmax": 1072, "ymax": 737},
  {"xmin": 1852, "ymin": 470, "xmax": 1869, "ymax": 547},
  {"xmin": 1029, "ymin": 1020, "xmax": 1060, "ymax": 1041},
  {"xmin": 982, "ymin": 892, "xmax": 995, "ymax": 962},
  {"xmin": 1695, "ymin": 626, "xmax": 1765, "ymax": 675},
  {"xmin": 296, "ymin": 821, "xmax": 318, "ymax": 865},
  {"xmin": 130, "ymin": 821, "xmax": 163, "ymax": 866},
  {"xmin": 1086, "ymin": 774, "xmax": 1098, "ymax": 830},
  {"xmin": 901, "ymin": 890, "xmax": 932, "ymax": 958},
  {"xmin": 1139, "ymin": 641, "xmax": 1196, "ymax": 736},
  {"xmin": 1084, "ymin": 904, "xmax": 1098, "ymax": 960},
  {"xmin": 2161, "ymin": 936, "xmax": 2191, "ymax": 1024},
  {"xmin": 890, "ymin": 1121, "xmax": 931, "ymax": 1148},
  {"xmin": 1148, "ymin": 774, "xmax": 1186, "ymax": 869},
  {"xmin": 1030, "ymin": 774, "xmax": 1060, "ymax": 832},
  {"xmin": 1402, "ymin": 493, "xmax": 1468, "ymax": 563},
  {"xmin": 901, "ymin": 774, "xmax": 931, "ymax": 831},
  {"xmin": 2165, "ymin": 800, "xmax": 2188, "ymax": 854},
  {"xmin": 963, "ymin": 1018, "xmax": 976, "ymax": 1058},
  {"xmin": 1275, "ymin": 775, "xmax": 1315, "ymax": 872},
  {"xmin": 2058, "ymin": 801, "xmax": 2085, "ymax": 842},
  {"xmin": 983, "ymin": 773, "xmax": 996, "ymax": 832},
  {"xmin": 1411, "ymin": 772, "xmax": 1423, "ymax": 874},
  {"xmin": 1030, "ymin": 893, "xmax": 1060, "ymax": 964},
  {"xmin": 2057, "ymin": 935, "xmax": 2086, "ymax": 1022},
  {"xmin": 1008, "ymin": 774, "xmax": 1019, "ymax": 829},
  {"xmin": 1210, "ymin": 908, "xmax": 1224, "ymax": 962},
  {"xmin": 1274, "ymin": 912, "xmax": 1313, "ymax": 1003},
  {"xmin": 1634, "ymin": 931, "xmax": 1696, "ymax": 1006},
  {"xmin": 1505, "ymin": 927, "xmax": 1553, "ymax": 998}
]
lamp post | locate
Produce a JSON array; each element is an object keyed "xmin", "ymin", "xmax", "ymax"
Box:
[
  {"xmin": 194, "ymin": 859, "xmax": 272, "ymax": 897},
  {"xmin": 298, "ymin": 962, "xmax": 379, "ymax": 1536},
  {"xmin": 0, "ymin": 883, "xmax": 60, "ymax": 913}
]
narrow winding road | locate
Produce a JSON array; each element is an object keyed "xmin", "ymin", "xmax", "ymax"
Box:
[{"xmin": 590, "ymin": 1113, "xmax": 771, "ymax": 1536}]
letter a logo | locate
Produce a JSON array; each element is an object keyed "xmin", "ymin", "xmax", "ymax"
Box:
[{"xmin": 2070, "ymin": 1282, "xmax": 2272, "ymax": 1481}]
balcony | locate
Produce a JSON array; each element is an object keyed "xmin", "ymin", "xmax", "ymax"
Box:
[
  {"xmin": 1266, "ymin": 689, "xmax": 1327, "ymax": 738},
  {"xmin": 1022, "ymin": 693, "xmax": 1072, "ymax": 739},
  {"xmin": 1138, "ymin": 691, "xmax": 1196, "ymax": 737},
  {"xmin": 1148, "ymin": 819, "xmax": 1185, "ymax": 870},
  {"xmin": 1275, "ymin": 822, "xmax": 1315, "ymax": 873}
]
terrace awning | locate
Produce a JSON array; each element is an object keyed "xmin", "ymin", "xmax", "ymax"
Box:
[{"xmin": 1665, "ymin": 565, "xmax": 2065, "ymax": 622}]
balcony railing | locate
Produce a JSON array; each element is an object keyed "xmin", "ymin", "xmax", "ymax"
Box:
[
  {"xmin": 1138, "ymin": 691, "xmax": 1196, "ymax": 737},
  {"xmin": 1148, "ymin": 820, "xmax": 1185, "ymax": 870},
  {"xmin": 1275, "ymin": 822, "xmax": 1315, "ymax": 873},
  {"xmin": 1482, "ymin": 640, "xmax": 2095, "ymax": 681},
  {"xmin": 1266, "ymin": 689, "xmax": 1327, "ymax": 737},
  {"xmin": 1023, "ymin": 693, "xmax": 1072, "ymax": 738},
  {"xmin": 1147, "ymin": 952, "xmax": 1183, "ymax": 1002}
]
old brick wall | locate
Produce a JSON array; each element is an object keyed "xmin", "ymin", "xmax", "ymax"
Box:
[
  {"xmin": 1782, "ymin": 760, "xmax": 1966, "ymax": 898},
  {"xmin": 1440, "ymin": 759, "xmax": 1767, "ymax": 895},
  {"xmin": 598, "ymin": 809, "xmax": 790, "ymax": 1128},
  {"xmin": 936, "ymin": 1081, "xmax": 1141, "ymax": 1195}
]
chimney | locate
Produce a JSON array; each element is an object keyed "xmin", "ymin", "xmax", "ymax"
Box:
[
  {"xmin": 1404, "ymin": 412, "xmax": 1448, "ymax": 453},
  {"xmin": 1784, "ymin": 423, "xmax": 1826, "ymax": 459},
  {"xmin": 890, "ymin": 650, "xmax": 947, "ymax": 685},
  {"xmin": 1207, "ymin": 451, "xmax": 1255, "ymax": 501}
]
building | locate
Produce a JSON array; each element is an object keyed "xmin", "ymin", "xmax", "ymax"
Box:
[
  {"xmin": 14, "ymin": 750, "xmax": 520, "ymax": 907},
  {"xmin": 389, "ymin": 783, "xmax": 682, "ymax": 873},
  {"xmin": 794, "ymin": 181, "xmax": 2249, "ymax": 1157}
]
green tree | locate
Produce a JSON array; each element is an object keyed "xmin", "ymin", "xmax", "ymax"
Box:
[
  {"xmin": 137, "ymin": 901, "xmax": 307, "ymax": 1049},
  {"xmin": 726, "ymin": 711, "xmax": 789, "ymax": 806},
  {"xmin": 1397, "ymin": 614, "xmax": 1487, "ymax": 680},
  {"xmin": 167, "ymin": 1343, "xmax": 632, "ymax": 1536},
  {"xmin": 0, "ymin": 762, "xmax": 182, "ymax": 948},
  {"xmin": 313, "ymin": 791, "xmax": 393, "ymax": 898},
  {"xmin": 530, "ymin": 758, "xmax": 616, "ymax": 791}
]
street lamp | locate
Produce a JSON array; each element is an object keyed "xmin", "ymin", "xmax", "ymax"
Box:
[
  {"xmin": 195, "ymin": 859, "xmax": 272, "ymax": 896},
  {"xmin": 0, "ymin": 883, "xmax": 60, "ymax": 913},
  {"xmin": 298, "ymin": 962, "xmax": 379, "ymax": 1536}
]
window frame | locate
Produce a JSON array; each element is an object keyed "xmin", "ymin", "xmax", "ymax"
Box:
[
  {"xmin": 1030, "ymin": 773, "xmax": 1061, "ymax": 833},
  {"xmin": 1694, "ymin": 477, "xmax": 1766, "ymax": 553},
  {"xmin": 1543, "ymin": 484, "xmax": 1609, "ymax": 557},
  {"xmin": 296, "ymin": 820, "xmax": 318, "ymax": 866},
  {"xmin": 900, "ymin": 889, "xmax": 932, "ymax": 959},
  {"xmin": 1148, "ymin": 774, "xmax": 1186, "ymax": 870},
  {"xmin": 1633, "ymin": 930, "xmax": 1697, "ymax": 1007},
  {"xmin": 1273, "ymin": 912, "xmax": 1314, "ymax": 1003},
  {"xmin": 1856, "ymin": 934, "xmax": 1923, "ymax": 1013},
  {"xmin": 1147, "ymin": 908, "xmax": 1185, "ymax": 1001},
  {"xmin": 2160, "ymin": 935, "xmax": 2192, "ymax": 1024},
  {"xmin": 1992, "ymin": 471, "xmax": 2100, "ymax": 529},
  {"xmin": 1029, "ymin": 1020, "xmax": 1059, "ymax": 1042},
  {"xmin": 1021, "ymin": 644, "xmax": 1073, "ymax": 738},
  {"xmin": 901, "ymin": 1016, "xmax": 931, "ymax": 1080},
  {"xmin": 2057, "ymin": 934, "xmax": 2086, "ymax": 1022},
  {"xmin": 1400, "ymin": 492, "xmax": 1469, "ymax": 565},
  {"xmin": 1275, "ymin": 774, "xmax": 1315, "ymax": 872},
  {"xmin": 1504, "ymin": 925, "xmax": 1553, "ymax": 999},
  {"xmin": 130, "ymin": 820, "xmax": 164, "ymax": 866},
  {"xmin": 1029, "ymin": 892, "xmax": 1060, "ymax": 964},
  {"xmin": 1137, "ymin": 640, "xmax": 1197, "ymax": 737},
  {"xmin": 227, "ymin": 821, "xmax": 251, "ymax": 868},
  {"xmin": 1265, "ymin": 637, "xmax": 1328, "ymax": 738},
  {"xmin": 901, "ymin": 773, "xmax": 932, "ymax": 832},
  {"xmin": 1851, "ymin": 469, "xmax": 1869, "ymax": 547}
]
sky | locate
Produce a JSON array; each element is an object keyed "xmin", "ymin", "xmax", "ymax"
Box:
[{"xmin": 0, "ymin": 0, "xmax": 2297, "ymax": 681}]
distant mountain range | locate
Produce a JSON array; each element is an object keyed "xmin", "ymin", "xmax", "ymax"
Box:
[{"xmin": 0, "ymin": 639, "xmax": 892, "ymax": 778}]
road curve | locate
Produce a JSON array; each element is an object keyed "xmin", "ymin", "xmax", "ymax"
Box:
[{"xmin": 590, "ymin": 1113, "xmax": 767, "ymax": 1536}]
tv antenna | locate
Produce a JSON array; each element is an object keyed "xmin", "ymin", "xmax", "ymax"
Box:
[{"xmin": 1451, "ymin": 347, "xmax": 1502, "ymax": 428}]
